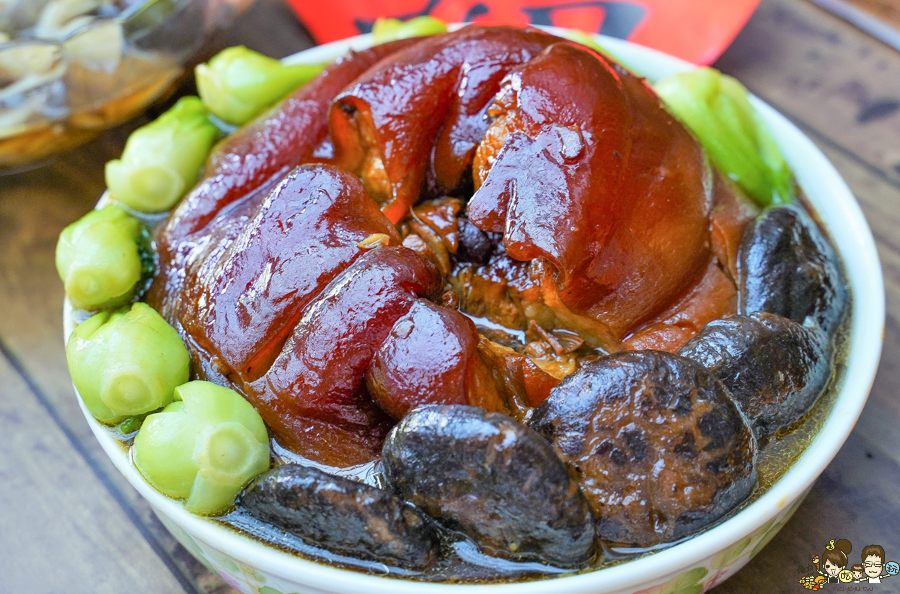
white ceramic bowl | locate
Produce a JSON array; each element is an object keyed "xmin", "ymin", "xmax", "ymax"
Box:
[{"xmin": 64, "ymin": 28, "xmax": 885, "ymax": 594}]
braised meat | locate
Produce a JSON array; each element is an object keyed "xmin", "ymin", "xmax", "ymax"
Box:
[
  {"xmin": 366, "ymin": 299, "xmax": 509, "ymax": 419},
  {"xmin": 330, "ymin": 27, "xmax": 560, "ymax": 221},
  {"xmin": 141, "ymin": 26, "xmax": 850, "ymax": 572},
  {"xmin": 174, "ymin": 165, "xmax": 400, "ymax": 381},
  {"xmin": 243, "ymin": 245, "xmax": 441, "ymax": 466},
  {"xmin": 156, "ymin": 38, "xmax": 419, "ymax": 256}
]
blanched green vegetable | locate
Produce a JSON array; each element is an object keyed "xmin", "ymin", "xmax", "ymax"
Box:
[
  {"xmin": 105, "ymin": 96, "xmax": 219, "ymax": 213},
  {"xmin": 654, "ymin": 67, "xmax": 793, "ymax": 207},
  {"xmin": 195, "ymin": 46, "xmax": 325, "ymax": 126},
  {"xmin": 371, "ymin": 16, "xmax": 447, "ymax": 45},
  {"xmin": 557, "ymin": 28, "xmax": 635, "ymax": 72},
  {"xmin": 56, "ymin": 205, "xmax": 146, "ymax": 311},
  {"xmin": 558, "ymin": 29, "xmax": 605, "ymax": 54},
  {"xmin": 133, "ymin": 381, "xmax": 270, "ymax": 515},
  {"xmin": 119, "ymin": 414, "xmax": 146, "ymax": 435},
  {"xmin": 66, "ymin": 302, "xmax": 190, "ymax": 424}
]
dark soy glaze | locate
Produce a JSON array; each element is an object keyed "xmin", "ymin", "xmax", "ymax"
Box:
[
  {"xmin": 330, "ymin": 27, "xmax": 560, "ymax": 222},
  {"xmin": 240, "ymin": 464, "xmax": 441, "ymax": 570},
  {"xmin": 678, "ymin": 312, "xmax": 834, "ymax": 440},
  {"xmin": 156, "ymin": 38, "xmax": 419, "ymax": 253},
  {"xmin": 739, "ymin": 204, "xmax": 849, "ymax": 336},
  {"xmin": 366, "ymin": 299, "xmax": 509, "ymax": 419},
  {"xmin": 531, "ymin": 351, "xmax": 757, "ymax": 548},
  {"xmin": 382, "ymin": 405, "xmax": 597, "ymax": 568},
  {"xmin": 467, "ymin": 42, "xmax": 712, "ymax": 346},
  {"xmin": 175, "ymin": 165, "xmax": 400, "ymax": 380},
  {"xmin": 243, "ymin": 246, "xmax": 442, "ymax": 468}
]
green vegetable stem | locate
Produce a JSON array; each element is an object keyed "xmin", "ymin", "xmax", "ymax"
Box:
[
  {"xmin": 66, "ymin": 303, "xmax": 190, "ymax": 424},
  {"xmin": 372, "ymin": 16, "xmax": 447, "ymax": 44},
  {"xmin": 557, "ymin": 29, "xmax": 635, "ymax": 71},
  {"xmin": 133, "ymin": 381, "xmax": 271, "ymax": 515},
  {"xmin": 196, "ymin": 46, "xmax": 325, "ymax": 126},
  {"xmin": 654, "ymin": 67, "xmax": 794, "ymax": 207},
  {"xmin": 56, "ymin": 205, "xmax": 147, "ymax": 311},
  {"xmin": 105, "ymin": 96, "xmax": 219, "ymax": 213}
]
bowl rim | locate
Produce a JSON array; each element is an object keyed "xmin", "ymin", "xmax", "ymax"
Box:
[{"xmin": 65, "ymin": 26, "xmax": 886, "ymax": 594}]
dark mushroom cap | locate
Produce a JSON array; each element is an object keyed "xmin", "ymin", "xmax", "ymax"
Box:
[
  {"xmin": 240, "ymin": 464, "xmax": 441, "ymax": 570},
  {"xmin": 739, "ymin": 204, "xmax": 848, "ymax": 337},
  {"xmin": 678, "ymin": 312, "xmax": 834, "ymax": 440},
  {"xmin": 531, "ymin": 350, "xmax": 757, "ymax": 547},
  {"xmin": 382, "ymin": 405, "xmax": 596, "ymax": 568}
]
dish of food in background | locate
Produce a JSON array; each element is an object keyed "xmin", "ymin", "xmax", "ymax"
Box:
[
  {"xmin": 0, "ymin": 0, "xmax": 250, "ymax": 173},
  {"xmin": 57, "ymin": 19, "xmax": 884, "ymax": 593}
]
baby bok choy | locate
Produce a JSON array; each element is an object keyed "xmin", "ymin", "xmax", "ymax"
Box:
[
  {"xmin": 66, "ymin": 302, "xmax": 189, "ymax": 424},
  {"xmin": 654, "ymin": 67, "xmax": 793, "ymax": 207},
  {"xmin": 105, "ymin": 96, "xmax": 219, "ymax": 213},
  {"xmin": 371, "ymin": 16, "xmax": 447, "ymax": 44},
  {"xmin": 133, "ymin": 381, "xmax": 270, "ymax": 515},
  {"xmin": 196, "ymin": 46, "xmax": 324, "ymax": 126},
  {"xmin": 56, "ymin": 205, "xmax": 149, "ymax": 311}
]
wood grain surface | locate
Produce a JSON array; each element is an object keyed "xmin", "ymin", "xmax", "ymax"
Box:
[
  {"xmin": 844, "ymin": 0, "xmax": 900, "ymax": 30},
  {"xmin": 1, "ymin": 0, "xmax": 897, "ymax": 592}
]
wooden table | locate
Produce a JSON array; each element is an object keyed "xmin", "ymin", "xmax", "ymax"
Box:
[{"xmin": 1, "ymin": 0, "xmax": 897, "ymax": 592}]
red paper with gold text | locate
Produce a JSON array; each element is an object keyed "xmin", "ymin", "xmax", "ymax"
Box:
[{"xmin": 285, "ymin": 0, "xmax": 760, "ymax": 65}]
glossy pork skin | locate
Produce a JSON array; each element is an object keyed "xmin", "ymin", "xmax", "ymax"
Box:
[
  {"xmin": 366, "ymin": 299, "xmax": 508, "ymax": 419},
  {"xmin": 150, "ymin": 29, "xmax": 753, "ymax": 468},
  {"xmin": 176, "ymin": 165, "xmax": 400, "ymax": 381},
  {"xmin": 244, "ymin": 246, "xmax": 442, "ymax": 466},
  {"xmin": 330, "ymin": 26, "xmax": 559, "ymax": 222},
  {"xmin": 150, "ymin": 161, "xmax": 446, "ymax": 466},
  {"xmin": 468, "ymin": 42, "xmax": 713, "ymax": 345},
  {"xmin": 158, "ymin": 38, "xmax": 417, "ymax": 256}
]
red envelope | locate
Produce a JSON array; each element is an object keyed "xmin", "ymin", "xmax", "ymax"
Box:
[{"xmin": 285, "ymin": 0, "xmax": 760, "ymax": 65}]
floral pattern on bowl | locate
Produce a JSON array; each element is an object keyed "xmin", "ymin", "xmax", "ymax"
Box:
[{"xmin": 154, "ymin": 488, "xmax": 811, "ymax": 594}]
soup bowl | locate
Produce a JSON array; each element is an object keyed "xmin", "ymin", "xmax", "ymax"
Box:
[{"xmin": 64, "ymin": 28, "xmax": 885, "ymax": 594}]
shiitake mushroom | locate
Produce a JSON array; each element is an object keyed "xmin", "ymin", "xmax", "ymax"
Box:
[
  {"xmin": 678, "ymin": 311, "xmax": 834, "ymax": 440},
  {"xmin": 240, "ymin": 464, "xmax": 441, "ymax": 570},
  {"xmin": 739, "ymin": 204, "xmax": 848, "ymax": 336},
  {"xmin": 530, "ymin": 351, "xmax": 757, "ymax": 548},
  {"xmin": 382, "ymin": 405, "xmax": 596, "ymax": 568}
]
